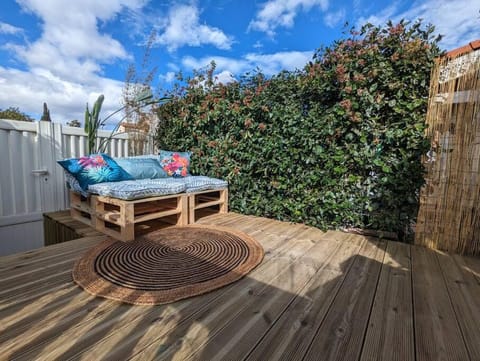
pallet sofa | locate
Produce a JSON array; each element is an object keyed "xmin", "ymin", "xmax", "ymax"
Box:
[{"xmin": 59, "ymin": 153, "xmax": 228, "ymax": 241}]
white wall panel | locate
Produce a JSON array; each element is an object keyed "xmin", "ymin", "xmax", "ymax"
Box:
[
  {"xmin": 0, "ymin": 119, "xmax": 132, "ymax": 256},
  {"xmin": 0, "ymin": 220, "xmax": 43, "ymax": 256}
]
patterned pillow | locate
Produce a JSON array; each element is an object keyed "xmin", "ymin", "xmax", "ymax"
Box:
[
  {"xmin": 58, "ymin": 153, "xmax": 133, "ymax": 191},
  {"xmin": 158, "ymin": 150, "xmax": 191, "ymax": 177},
  {"xmin": 115, "ymin": 157, "xmax": 167, "ymax": 179}
]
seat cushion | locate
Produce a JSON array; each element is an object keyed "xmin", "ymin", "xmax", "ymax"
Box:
[
  {"xmin": 183, "ymin": 176, "xmax": 228, "ymax": 193},
  {"xmin": 88, "ymin": 178, "xmax": 186, "ymax": 200}
]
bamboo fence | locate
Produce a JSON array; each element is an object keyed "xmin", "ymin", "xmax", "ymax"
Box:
[{"xmin": 415, "ymin": 50, "xmax": 480, "ymax": 255}]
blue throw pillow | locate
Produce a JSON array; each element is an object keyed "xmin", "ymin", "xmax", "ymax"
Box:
[
  {"xmin": 159, "ymin": 150, "xmax": 192, "ymax": 177},
  {"xmin": 58, "ymin": 153, "xmax": 133, "ymax": 191},
  {"xmin": 115, "ymin": 157, "xmax": 167, "ymax": 179}
]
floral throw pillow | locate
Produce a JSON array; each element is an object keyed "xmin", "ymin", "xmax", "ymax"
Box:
[
  {"xmin": 58, "ymin": 153, "xmax": 133, "ymax": 191},
  {"xmin": 158, "ymin": 150, "xmax": 191, "ymax": 177}
]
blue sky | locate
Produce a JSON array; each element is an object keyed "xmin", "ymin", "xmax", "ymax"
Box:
[{"xmin": 0, "ymin": 0, "xmax": 478, "ymax": 124}]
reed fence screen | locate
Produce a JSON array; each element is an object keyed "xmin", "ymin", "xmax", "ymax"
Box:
[{"xmin": 416, "ymin": 50, "xmax": 480, "ymax": 255}]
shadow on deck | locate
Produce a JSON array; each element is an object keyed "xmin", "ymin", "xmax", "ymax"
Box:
[{"xmin": 1, "ymin": 212, "xmax": 480, "ymax": 360}]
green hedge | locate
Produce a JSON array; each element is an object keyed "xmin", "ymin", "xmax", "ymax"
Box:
[{"xmin": 156, "ymin": 20, "xmax": 442, "ymax": 239}]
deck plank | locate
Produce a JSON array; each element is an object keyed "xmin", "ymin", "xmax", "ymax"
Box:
[
  {"xmin": 457, "ymin": 254, "xmax": 480, "ymax": 285},
  {"xmin": 1, "ymin": 212, "xmax": 479, "ymax": 361},
  {"xmin": 438, "ymin": 252, "xmax": 480, "ymax": 360},
  {"xmin": 0, "ymin": 236, "xmax": 99, "ymax": 305},
  {"xmin": 360, "ymin": 241, "xmax": 414, "ymax": 361},
  {"xmin": 0, "ymin": 236, "xmax": 103, "ymax": 279},
  {"xmin": 0, "ymin": 270, "xmax": 73, "ymax": 309},
  {"xmin": 302, "ymin": 237, "xmax": 386, "ymax": 361},
  {"xmin": 243, "ymin": 234, "xmax": 365, "ymax": 361},
  {"xmin": 0, "ymin": 284, "xmax": 83, "ymax": 339},
  {"xmin": 412, "ymin": 246, "xmax": 470, "ymax": 361},
  {"xmin": 163, "ymin": 229, "xmax": 349, "ymax": 361}
]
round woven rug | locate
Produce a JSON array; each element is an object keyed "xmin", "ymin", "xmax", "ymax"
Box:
[{"xmin": 72, "ymin": 225, "xmax": 264, "ymax": 305}]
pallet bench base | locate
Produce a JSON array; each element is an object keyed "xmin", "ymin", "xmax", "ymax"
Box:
[
  {"xmin": 70, "ymin": 188, "xmax": 228, "ymax": 241},
  {"xmin": 188, "ymin": 189, "xmax": 229, "ymax": 223}
]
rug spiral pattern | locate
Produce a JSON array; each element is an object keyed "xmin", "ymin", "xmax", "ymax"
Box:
[{"xmin": 72, "ymin": 225, "xmax": 264, "ymax": 305}]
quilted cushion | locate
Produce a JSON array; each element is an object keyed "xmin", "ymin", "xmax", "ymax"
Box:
[
  {"xmin": 184, "ymin": 176, "xmax": 228, "ymax": 193},
  {"xmin": 159, "ymin": 150, "xmax": 191, "ymax": 177},
  {"xmin": 115, "ymin": 157, "xmax": 167, "ymax": 179},
  {"xmin": 88, "ymin": 178, "xmax": 187, "ymax": 200},
  {"xmin": 58, "ymin": 154, "xmax": 133, "ymax": 191}
]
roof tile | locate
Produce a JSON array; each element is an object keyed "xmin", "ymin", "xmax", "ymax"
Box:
[{"xmin": 446, "ymin": 40, "xmax": 480, "ymax": 58}]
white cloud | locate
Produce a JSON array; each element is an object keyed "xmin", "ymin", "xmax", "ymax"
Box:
[
  {"xmin": 324, "ymin": 9, "xmax": 346, "ymax": 28},
  {"xmin": 214, "ymin": 70, "xmax": 236, "ymax": 84},
  {"xmin": 1, "ymin": 0, "xmax": 145, "ymax": 124},
  {"xmin": 11, "ymin": 0, "xmax": 143, "ymax": 82},
  {"xmin": 352, "ymin": 0, "xmax": 363, "ymax": 15},
  {"xmin": 253, "ymin": 41, "xmax": 264, "ymax": 49},
  {"xmin": 159, "ymin": 71, "xmax": 176, "ymax": 83},
  {"xmin": 401, "ymin": 0, "xmax": 479, "ymax": 49},
  {"xmin": 245, "ymin": 51, "xmax": 313, "ymax": 74},
  {"xmin": 0, "ymin": 66, "xmax": 124, "ymax": 123},
  {"xmin": 357, "ymin": 0, "xmax": 480, "ymax": 50},
  {"xmin": 248, "ymin": 0, "xmax": 329, "ymax": 37},
  {"xmin": 0, "ymin": 22, "xmax": 23, "ymax": 35},
  {"xmin": 182, "ymin": 50, "xmax": 313, "ymax": 78},
  {"xmin": 356, "ymin": 2, "xmax": 401, "ymax": 29},
  {"xmin": 195, "ymin": 70, "xmax": 237, "ymax": 89},
  {"xmin": 167, "ymin": 62, "xmax": 180, "ymax": 72},
  {"xmin": 182, "ymin": 55, "xmax": 249, "ymax": 75},
  {"xmin": 155, "ymin": 4, "xmax": 233, "ymax": 52}
]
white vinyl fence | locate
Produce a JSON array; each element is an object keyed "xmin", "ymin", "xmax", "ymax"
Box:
[{"xmin": 0, "ymin": 119, "xmax": 149, "ymax": 256}]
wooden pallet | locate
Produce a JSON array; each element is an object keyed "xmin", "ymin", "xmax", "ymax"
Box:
[
  {"xmin": 188, "ymin": 188, "xmax": 228, "ymax": 223},
  {"xmin": 69, "ymin": 188, "xmax": 228, "ymax": 241},
  {"xmin": 70, "ymin": 191, "xmax": 94, "ymax": 227},
  {"xmin": 70, "ymin": 191, "xmax": 188, "ymax": 241}
]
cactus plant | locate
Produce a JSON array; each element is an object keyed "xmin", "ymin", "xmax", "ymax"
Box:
[
  {"xmin": 83, "ymin": 90, "xmax": 169, "ymax": 154},
  {"xmin": 84, "ymin": 94, "xmax": 104, "ymax": 154}
]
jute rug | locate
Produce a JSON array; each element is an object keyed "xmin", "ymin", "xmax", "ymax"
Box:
[{"xmin": 72, "ymin": 225, "xmax": 264, "ymax": 305}]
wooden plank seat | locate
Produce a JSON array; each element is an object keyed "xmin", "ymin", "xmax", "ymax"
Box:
[{"xmin": 69, "ymin": 176, "xmax": 228, "ymax": 241}]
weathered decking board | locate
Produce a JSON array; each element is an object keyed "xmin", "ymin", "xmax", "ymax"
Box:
[
  {"xmin": 438, "ymin": 252, "xmax": 480, "ymax": 360},
  {"xmin": 1, "ymin": 212, "xmax": 480, "ymax": 361},
  {"xmin": 412, "ymin": 246, "xmax": 470, "ymax": 361},
  {"xmin": 360, "ymin": 241, "xmax": 414, "ymax": 361}
]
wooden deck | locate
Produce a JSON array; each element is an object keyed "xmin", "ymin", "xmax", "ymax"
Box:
[{"xmin": 1, "ymin": 213, "xmax": 480, "ymax": 360}]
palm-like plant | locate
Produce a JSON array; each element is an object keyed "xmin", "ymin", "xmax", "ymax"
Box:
[{"xmin": 84, "ymin": 89, "xmax": 170, "ymax": 154}]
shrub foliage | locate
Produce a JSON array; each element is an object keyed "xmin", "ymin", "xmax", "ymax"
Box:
[{"xmin": 156, "ymin": 20, "xmax": 442, "ymax": 238}]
